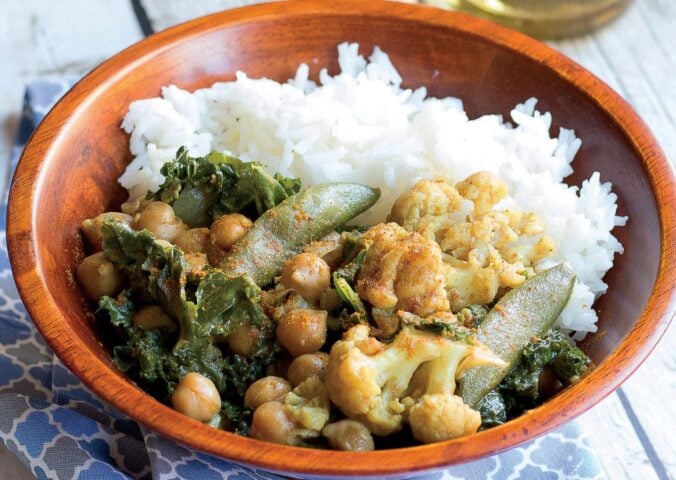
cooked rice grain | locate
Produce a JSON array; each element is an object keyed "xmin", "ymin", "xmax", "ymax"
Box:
[{"xmin": 119, "ymin": 43, "xmax": 626, "ymax": 339}]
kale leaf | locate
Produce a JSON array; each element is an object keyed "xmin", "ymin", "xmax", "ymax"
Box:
[
  {"xmin": 333, "ymin": 248, "xmax": 367, "ymax": 284},
  {"xmin": 478, "ymin": 328, "xmax": 591, "ymax": 428},
  {"xmin": 98, "ymin": 219, "xmax": 278, "ymax": 427},
  {"xmin": 398, "ymin": 311, "xmax": 476, "ymax": 344},
  {"xmin": 520, "ymin": 328, "xmax": 590, "ymax": 384},
  {"xmin": 332, "ymin": 245, "xmax": 370, "ymax": 328},
  {"xmin": 456, "ymin": 304, "xmax": 489, "ymax": 329},
  {"xmin": 194, "ymin": 271, "xmax": 268, "ymax": 339},
  {"xmin": 149, "ymin": 148, "xmax": 300, "ymax": 227},
  {"xmin": 98, "ymin": 289, "xmax": 135, "ymax": 330},
  {"xmin": 101, "ymin": 218, "xmax": 195, "ymax": 341},
  {"xmin": 551, "ymin": 347, "xmax": 592, "ymax": 381},
  {"xmin": 209, "ymin": 401, "xmax": 252, "ymax": 435},
  {"xmin": 475, "ymin": 390, "xmax": 507, "ymax": 429}
]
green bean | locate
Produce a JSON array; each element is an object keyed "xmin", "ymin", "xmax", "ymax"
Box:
[
  {"xmin": 219, "ymin": 183, "xmax": 380, "ymax": 287},
  {"xmin": 459, "ymin": 264, "xmax": 576, "ymax": 406}
]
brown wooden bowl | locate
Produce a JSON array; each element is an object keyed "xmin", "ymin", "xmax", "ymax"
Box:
[{"xmin": 7, "ymin": 0, "xmax": 675, "ymax": 477}]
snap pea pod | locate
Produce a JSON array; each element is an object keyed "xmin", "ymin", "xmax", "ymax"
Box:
[
  {"xmin": 459, "ymin": 264, "xmax": 576, "ymax": 407},
  {"xmin": 219, "ymin": 183, "xmax": 380, "ymax": 287}
]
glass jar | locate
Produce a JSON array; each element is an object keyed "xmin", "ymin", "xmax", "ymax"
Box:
[{"xmin": 423, "ymin": 0, "xmax": 633, "ymax": 39}]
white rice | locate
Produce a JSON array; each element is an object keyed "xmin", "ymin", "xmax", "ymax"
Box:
[{"xmin": 119, "ymin": 42, "xmax": 627, "ymax": 340}]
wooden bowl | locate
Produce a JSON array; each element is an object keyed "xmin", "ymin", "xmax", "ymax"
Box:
[{"xmin": 7, "ymin": 0, "xmax": 675, "ymax": 477}]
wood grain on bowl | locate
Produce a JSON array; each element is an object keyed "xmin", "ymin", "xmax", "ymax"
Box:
[{"xmin": 6, "ymin": 0, "xmax": 675, "ymax": 477}]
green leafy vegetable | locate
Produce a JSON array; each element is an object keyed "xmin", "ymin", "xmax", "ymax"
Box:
[
  {"xmin": 97, "ymin": 290, "xmax": 135, "ymax": 330},
  {"xmin": 475, "ymin": 390, "xmax": 507, "ymax": 429},
  {"xmin": 506, "ymin": 328, "xmax": 591, "ymax": 396},
  {"xmin": 331, "ymin": 244, "xmax": 370, "ymax": 329},
  {"xmin": 337, "ymin": 229, "xmax": 367, "ymax": 264},
  {"xmin": 98, "ymin": 219, "xmax": 278, "ymax": 428},
  {"xmin": 150, "ymin": 148, "xmax": 301, "ymax": 227},
  {"xmin": 101, "ymin": 218, "xmax": 194, "ymax": 340},
  {"xmin": 552, "ymin": 347, "xmax": 592, "ymax": 381},
  {"xmin": 456, "ymin": 304, "xmax": 489, "ymax": 329},
  {"xmin": 477, "ymin": 328, "xmax": 591, "ymax": 427},
  {"xmin": 209, "ymin": 401, "xmax": 252, "ymax": 435},
  {"xmin": 333, "ymin": 277, "xmax": 366, "ymax": 315},
  {"xmin": 398, "ymin": 311, "xmax": 476, "ymax": 344},
  {"xmin": 333, "ymin": 248, "xmax": 367, "ymax": 284},
  {"xmin": 193, "ymin": 271, "xmax": 268, "ymax": 340}
]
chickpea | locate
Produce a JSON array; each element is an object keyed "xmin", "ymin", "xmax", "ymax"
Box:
[
  {"xmin": 227, "ymin": 324, "xmax": 260, "ymax": 357},
  {"xmin": 319, "ymin": 288, "xmax": 342, "ymax": 311},
  {"xmin": 132, "ymin": 305, "xmax": 175, "ymax": 330},
  {"xmin": 206, "ymin": 240, "xmax": 227, "ymax": 267},
  {"xmin": 265, "ymin": 357, "xmax": 291, "ymax": 380},
  {"xmin": 322, "ymin": 420, "xmax": 375, "ymax": 451},
  {"xmin": 120, "ymin": 196, "xmax": 150, "ymax": 215},
  {"xmin": 81, "ymin": 212, "xmax": 133, "ymax": 251},
  {"xmin": 281, "ymin": 253, "xmax": 330, "ymax": 302},
  {"xmin": 209, "ymin": 213, "xmax": 252, "ymax": 250},
  {"xmin": 184, "ymin": 252, "xmax": 209, "ymax": 279},
  {"xmin": 276, "ymin": 309, "xmax": 327, "ymax": 357},
  {"xmin": 287, "ymin": 353, "xmax": 329, "ymax": 387},
  {"xmin": 76, "ymin": 252, "xmax": 124, "ymax": 301},
  {"xmin": 174, "ymin": 228, "xmax": 209, "ymax": 253},
  {"xmin": 134, "ymin": 201, "xmax": 186, "ymax": 242},
  {"xmin": 322, "ymin": 248, "xmax": 344, "ymax": 270},
  {"xmin": 171, "ymin": 372, "xmax": 221, "ymax": 422},
  {"xmin": 249, "ymin": 401, "xmax": 294, "ymax": 445},
  {"xmin": 244, "ymin": 376, "xmax": 292, "ymax": 410}
]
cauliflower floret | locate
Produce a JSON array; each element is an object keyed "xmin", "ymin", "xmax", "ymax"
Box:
[
  {"xmin": 443, "ymin": 255, "xmax": 499, "ymax": 309},
  {"xmin": 402, "ymin": 326, "xmax": 506, "ymax": 443},
  {"xmin": 284, "ymin": 376, "xmax": 330, "ymax": 432},
  {"xmin": 324, "ymin": 323, "xmax": 505, "ymax": 437},
  {"xmin": 455, "ymin": 171, "xmax": 508, "ymax": 217},
  {"xmin": 408, "ymin": 394, "xmax": 481, "ymax": 443},
  {"xmin": 249, "ymin": 375, "xmax": 331, "ymax": 446},
  {"xmin": 389, "ymin": 174, "xmax": 556, "ymax": 311},
  {"xmin": 357, "ymin": 223, "xmax": 450, "ymax": 317},
  {"xmin": 440, "ymin": 209, "xmax": 554, "ymax": 306},
  {"xmin": 324, "ymin": 324, "xmax": 444, "ymax": 435},
  {"xmin": 388, "ymin": 176, "xmax": 464, "ymax": 233},
  {"xmin": 250, "ymin": 376, "xmax": 331, "ymax": 446}
]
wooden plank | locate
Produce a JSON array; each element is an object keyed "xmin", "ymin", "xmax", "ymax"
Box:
[
  {"xmin": 554, "ymin": 2, "xmax": 676, "ymax": 161},
  {"xmin": 576, "ymin": 331, "xmax": 675, "ymax": 479},
  {"xmin": 576, "ymin": 393, "xmax": 661, "ymax": 480},
  {"xmin": 0, "ymin": 0, "xmax": 144, "ymax": 195},
  {"xmin": 140, "ymin": 0, "xmax": 269, "ymax": 31},
  {"xmin": 616, "ymin": 328, "xmax": 676, "ymax": 476}
]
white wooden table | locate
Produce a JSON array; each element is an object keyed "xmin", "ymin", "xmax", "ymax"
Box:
[{"xmin": 1, "ymin": 1, "xmax": 674, "ymax": 479}]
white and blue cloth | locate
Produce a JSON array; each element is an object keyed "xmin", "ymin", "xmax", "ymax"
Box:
[{"xmin": 0, "ymin": 81, "xmax": 606, "ymax": 479}]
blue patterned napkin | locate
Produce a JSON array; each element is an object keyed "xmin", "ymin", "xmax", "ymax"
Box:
[{"xmin": 0, "ymin": 81, "xmax": 606, "ymax": 480}]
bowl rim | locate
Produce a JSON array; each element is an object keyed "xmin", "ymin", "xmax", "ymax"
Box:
[{"xmin": 7, "ymin": 0, "xmax": 676, "ymax": 476}]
